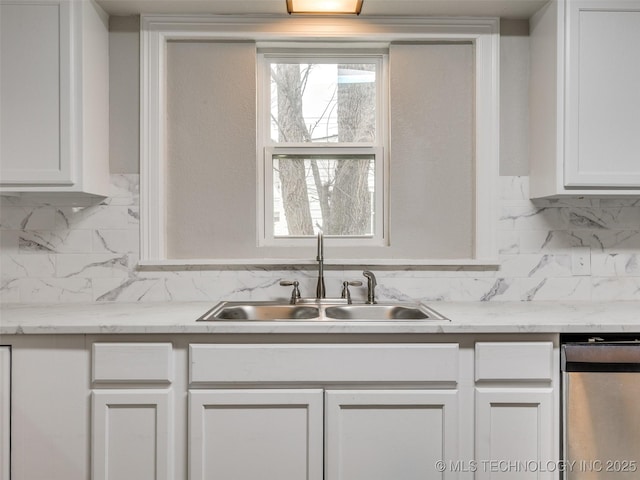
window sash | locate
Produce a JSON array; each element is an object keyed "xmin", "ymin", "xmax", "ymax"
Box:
[
  {"xmin": 258, "ymin": 52, "xmax": 386, "ymax": 148},
  {"xmin": 261, "ymin": 146, "xmax": 386, "ymax": 247}
]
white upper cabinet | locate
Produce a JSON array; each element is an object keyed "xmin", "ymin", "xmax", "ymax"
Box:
[
  {"xmin": 0, "ymin": 0, "xmax": 109, "ymax": 198},
  {"xmin": 529, "ymin": 0, "xmax": 640, "ymax": 197}
]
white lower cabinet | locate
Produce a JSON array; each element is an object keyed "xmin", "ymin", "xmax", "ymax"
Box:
[
  {"xmin": 189, "ymin": 389, "xmax": 323, "ymax": 480},
  {"xmin": 91, "ymin": 343, "xmax": 174, "ymax": 480},
  {"xmin": 92, "ymin": 390, "xmax": 173, "ymax": 480},
  {"xmin": 1, "ymin": 335, "xmax": 559, "ymax": 480},
  {"xmin": 474, "ymin": 341, "xmax": 558, "ymax": 479},
  {"xmin": 187, "ymin": 343, "xmax": 462, "ymax": 480},
  {"xmin": 475, "ymin": 388, "xmax": 555, "ymax": 479},
  {"xmin": 0, "ymin": 347, "xmax": 10, "ymax": 480},
  {"xmin": 9, "ymin": 336, "xmax": 89, "ymax": 480},
  {"xmin": 188, "ymin": 388, "xmax": 458, "ymax": 480},
  {"xmin": 325, "ymin": 389, "xmax": 459, "ymax": 480}
]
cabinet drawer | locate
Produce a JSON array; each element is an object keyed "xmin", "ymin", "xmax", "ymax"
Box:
[
  {"xmin": 475, "ymin": 342, "xmax": 553, "ymax": 382},
  {"xmin": 92, "ymin": 343, "xmax": 173, "ymax": 384},
  {"xmin": 190, "ymin": 344, "xmax": 458, "ymax": 385}
]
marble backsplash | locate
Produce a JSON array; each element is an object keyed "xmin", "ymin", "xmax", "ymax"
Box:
[{"xmin": 1, "ymin": 174, "xmax": 639, "ymax": 304}]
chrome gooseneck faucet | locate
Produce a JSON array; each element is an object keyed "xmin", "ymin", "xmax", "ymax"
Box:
[{"xmin": 316, "ymin": 231, "xmax": 326, "ymax": 299}]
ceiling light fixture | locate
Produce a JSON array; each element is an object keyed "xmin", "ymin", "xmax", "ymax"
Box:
[{"xmin": 286, "ymin": 0, "xmax": 363, "ymax": 15}]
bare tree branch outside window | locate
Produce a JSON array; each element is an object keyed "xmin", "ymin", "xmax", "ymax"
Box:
[{"xmin": 270, "ymin": 61, "xmax": 377, "ymax": 237}]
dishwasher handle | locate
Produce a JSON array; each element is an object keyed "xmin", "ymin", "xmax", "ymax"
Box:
[{"xmin": 562, "ymin": 343, "xmax": 640, "ymax": 372}]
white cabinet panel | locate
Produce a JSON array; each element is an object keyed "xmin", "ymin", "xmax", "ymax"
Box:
[
  {"xmin": 92, "ymin": 343, "xmax": 173, "ymax": 384},
  {"xmin": 92, "ymin": 390, "xmax": 173, "ymax": 480},
  {"xmin": 475, "ymin": 388, "xmax": 555, "ymax": 480},
  {"xmin": 565, "ymin": 2, "xmax": 640, "ymax": 187},
  {"xmin": 0, "ymin": 347, "xmax": 9, "ymax": 480},
  {"xmin": 475, "ymin": 342, "xmax": 553, "ymax": 381},
  {"xmin": 325, "ymin": 390, "xmax": 459, "ymax": 480},
  {"xmin": 0, "ymin": 0, "xmax": 109, "ymax": 197},
  {"xmin": 529, "ymin": 0, "xmax": 640, "ymax": 197},
  {"xmin": 190, "ymin": 343, "xmax": 459, "ymax": 385},
  {"xmin": 0, "ymin": 2, "xmax": 69, "ymax": 183},
  {"xmin": 189, "ymin": 389, "xmax": 323, "ymax": 480},
  {"xmin": 10, "ymin": 336, "xmax": 89, "ymax": 480}
]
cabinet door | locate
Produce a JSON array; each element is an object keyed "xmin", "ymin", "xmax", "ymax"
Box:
[
  {"xmin": 325, "ymin": 390, "xmax": 459, "ymax": 480},
  {"xmin": 92, "ymin": 390, "xmax": 173, "ymax": 480},
  {"xmin": 475, "ymin": 388, "xmax": 554, "ymax": 480},
  {"xmin": 565, "ymin": 1, "xmax": 640, "ymax": 187},
  {"xmin": 0, "ymin": 1, "xmax": 72, "ymax": 185},
  {"xmin": 189, "ymin": 389, "xmax": 323, "ymax": 480},
  {"xmin": 0, "ymin": 347, "xmax": 9, "ymax": 480}
]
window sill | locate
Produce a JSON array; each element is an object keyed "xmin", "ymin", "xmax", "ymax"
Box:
[{"xmin": 137, "ymin": 258, "xmax": 500, "ymax": 270}]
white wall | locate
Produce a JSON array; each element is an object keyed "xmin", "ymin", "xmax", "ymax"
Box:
[
  {"xmin": 109, "ymin": 16, "xmax": 139, "ymax": 174},
  {"xmin": 500, "ymin": 20, "xmax": 530, "ymax": 176},
  {"xmin": 162, "ymin": 40, "xmax": 476, "ymax": 260},
  {"xmin": 107, "ymin": 18, "xmax": 532, "ymax": 176}
]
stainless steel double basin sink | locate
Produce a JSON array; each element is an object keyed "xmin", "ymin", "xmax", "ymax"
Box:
[{"xmin": 197, "ymin": 300, "xmax": 448, "ymax": 322}]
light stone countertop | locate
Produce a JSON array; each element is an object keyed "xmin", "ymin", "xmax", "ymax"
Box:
[{"xmin": 1, "ymin": 301, "xmax": 639, "ymax": 335}]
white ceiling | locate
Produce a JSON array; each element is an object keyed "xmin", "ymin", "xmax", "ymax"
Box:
[{"xmin": 97, "ymin": 0, "xmax": 548, "ymax": 19}]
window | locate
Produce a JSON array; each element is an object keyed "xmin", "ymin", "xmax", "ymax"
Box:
[
  {"xmin": 258, "ymin": 51, "xmax": 387, "ymax": 246},
  {"xmin": 140, "ymin": 16, "xmax": 499, "ymax": 265}
]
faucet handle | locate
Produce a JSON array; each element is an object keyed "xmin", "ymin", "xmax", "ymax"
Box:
[
  {"xmin": 341, "ymin": 280, "xmax": 363, "ymax": 304},
  {"xmin": 280, "ymin": 280, "xmax": 301, "ymax": 304}
]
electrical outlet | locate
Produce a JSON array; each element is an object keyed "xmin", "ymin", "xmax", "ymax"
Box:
[{"xmin": 571, "ymin": 247, "xmax": 591, "ymax": 276}]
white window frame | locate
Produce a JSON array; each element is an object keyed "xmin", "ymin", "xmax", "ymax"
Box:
[
  {"xmin": 139, "ymin": 15, "xmax": 499, "ymax": 266},
  {"xmin": 257, "ymin": 50, "xmax": 388, "ymax": 247}
]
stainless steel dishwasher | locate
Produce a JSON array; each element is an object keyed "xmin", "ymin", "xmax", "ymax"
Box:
[{"xmin": 562, "ymin": 337, "xmax": 640, "ymax": 479}]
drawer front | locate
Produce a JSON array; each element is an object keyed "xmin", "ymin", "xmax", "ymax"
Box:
[
  {"xmin": 190, "ymin": 344, "xmax": 459, "ymax": 385},
  {"xmin": 93, "ymin": 343, "xmax": 173, "ymax": 384},
  {"xmin": 475, "ymin": 342, "xmax": 553, "ymax": 382}
]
